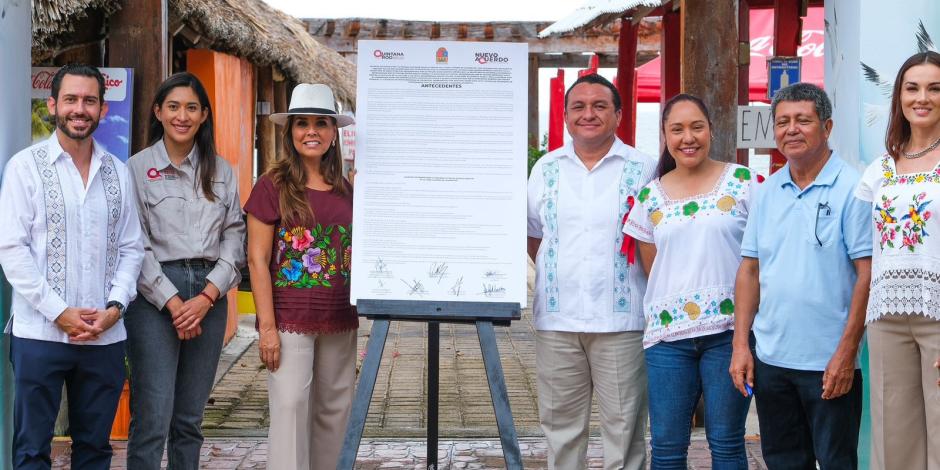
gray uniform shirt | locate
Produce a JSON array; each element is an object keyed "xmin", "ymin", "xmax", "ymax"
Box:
[{"xmin": 127, "ymin": 140, "xmax": 246, "ymax": 309}]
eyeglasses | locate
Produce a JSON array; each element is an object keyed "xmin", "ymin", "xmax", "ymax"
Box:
[{"xmin": 815, "ymin": 202, "xmax": 831, "ymax": 246}]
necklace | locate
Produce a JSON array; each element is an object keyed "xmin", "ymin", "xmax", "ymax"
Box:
[{"xmin": 903, "ymin": 135, "xmax": 940, "ymax": 159}]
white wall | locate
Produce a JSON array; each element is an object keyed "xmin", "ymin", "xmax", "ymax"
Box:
[
  {"xmin": 827, "ymin": 0, "xmax": 940, "ymax": 168},
  {"xmin": 0, "ymin": 0, "xmax": 32, "ymax": 465}
]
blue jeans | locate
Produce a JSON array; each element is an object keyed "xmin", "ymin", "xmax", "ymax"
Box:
[
  {"xmin": 645, "ymin": 330, "xmax": 751, "ymax": 470},
  {"xmin": 9, "ymin": 336, "xmax": 125, "ymax": 470},
  {"xmin": 754, "ymin": 357, "xmax": 862, "ymax": 470},
  {"xmin": 125, "ymin": 260, "xmax": 228, "ymax": 470}
]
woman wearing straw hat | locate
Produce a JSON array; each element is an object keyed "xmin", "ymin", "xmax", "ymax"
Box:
[{"xmin": 244, "ymin": 83, "xmax": 356, "ymax": 470}]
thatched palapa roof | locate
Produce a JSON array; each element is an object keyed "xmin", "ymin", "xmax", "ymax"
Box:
[
  {"xmin": 31, "ymin": 0, "xmax": 356, "ymax": 107},
  {"xmin": 539, "ymin": 0, "xmax": 665, "ymax": 38},
  {"xmin": 32, "ymin": 0, "xmax": 120, "ymax": 51}
]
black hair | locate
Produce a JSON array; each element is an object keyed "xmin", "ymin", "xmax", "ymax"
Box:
[
  {"xmin": 564, "ymin": 73, "xmax": 622, "ymax": 111},
  {"xmin": 148, "ymin": 72, "xmax": 219, "ymax": 202},
  {"xmin": 50, "ymin": 64, "xmax": 106, "ymax": 102},
  {"xmin": 656, "ymin": 93, "xmax": 713, "ymax": 177}
]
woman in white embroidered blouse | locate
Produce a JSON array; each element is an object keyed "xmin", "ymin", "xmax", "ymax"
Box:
[
  {"xmin": 854, "ymin": 51, "xmax": 940, "ymax": 470},
  {"xmin": 624, "ymin": 94, "xmax": 758, "ymax": 469}
]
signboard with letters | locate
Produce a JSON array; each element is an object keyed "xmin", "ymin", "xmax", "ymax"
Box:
[
  {"xmin": 737, "ymin": 105, "xmax": 775, "ymax": 149},
  {"xmin": 767, "ymin": 56, "xmax": 801, "ymax": 100}
]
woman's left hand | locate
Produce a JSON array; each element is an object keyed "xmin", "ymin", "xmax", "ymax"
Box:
[{"xmin": 173, "ymin": 295, "xmax": 212, "ymax": 331}]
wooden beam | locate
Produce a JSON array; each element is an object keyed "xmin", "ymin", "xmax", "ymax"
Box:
[
  {"xmin": 738, "ymin": 0, "xmax": 750, "ymax": 165},
  {"xmin": 617, "ymin": 19, "xmax": 638, "ymax": 146},
  {"xmin": 256, "ymin": 66, "xmax": 277, "ymax": 175},
  {"xmin": 680, "ymin": 0, "xmax": 739, "ymax": 163},
  {"xmin": 528, "ymin": 54, "xmax": 539, "ymax": 149},
  {"xmin": 661, "ymin": 8, "xmax": 681, "ymax": 104},
  {"xmin": 108, "ymin": 0, "xmax": 168, "ymax": 153},
  {"xmin": 774, "ymin": 0, "xmax": 802, "ymax": 56},
  {"xmin": 346, "ymin": 20, "xmax": 360, "ymax": 37},
  {"xmin": 273, "ymin": 78, "xmax": 288, "ymax": 165},
  {"xmin": 305, "ymin": 18, "xmax": 660, "ymax": 55},
  {"xmin": 535, "ymin": 51, "xmax": 657, "ymax": 68}
]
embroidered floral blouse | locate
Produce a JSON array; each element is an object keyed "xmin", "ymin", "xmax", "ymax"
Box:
[
  {"xmin": 855, "ymin": 154, "xmax": 940, "ymax": 323},
  {"xmin": 624, "ymin": 164, "xmax": 758, "ymax": 348},
  {"xmin": 244, "ymin": 175, "xmax": 357, "ymax": 334}
]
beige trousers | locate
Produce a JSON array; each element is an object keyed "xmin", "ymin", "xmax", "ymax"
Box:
[
  {"xmin": 868, "ymin": 314, "xmax": 940, "ymax": 470},
  {"xmin": 266, "ymin": 329, "xmax": 357, "ymax": 470},
  {"xmin": 536, "ymin": 330, "xmax": 648, "ymax": 470}
]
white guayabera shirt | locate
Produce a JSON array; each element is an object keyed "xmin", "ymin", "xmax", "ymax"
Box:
[
  {"xmin": 527, "ymin": 138, "xmax": 656, "ymax": 333},
  {"xmin": 0, "ymin": 133, "xmax": 143, "ymax": 345}
]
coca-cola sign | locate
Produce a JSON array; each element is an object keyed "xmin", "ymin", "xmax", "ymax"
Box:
[
  {"xmin": 31, "ymin": 67, "xmax": 128, "ymax": 101},
  {"xmin": 750, "ymin": 30, "xmax": 825, "ymax": 59}
]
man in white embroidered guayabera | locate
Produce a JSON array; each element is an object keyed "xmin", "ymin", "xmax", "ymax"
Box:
[
  {"xmin": 526, "ymin": 74, "xmax": 656, "ymax": 470},
  {"xmin": 0, "ymin": 64, "xmax": 143, "ymax": 470}
]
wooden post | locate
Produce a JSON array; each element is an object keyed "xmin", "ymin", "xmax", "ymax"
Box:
[
  {"xmin": 737, "ymin": 1, "xmax": 750, "ymax": 165},
  {"xmin": 660, "ymin": 7, "xmax": 681, "ymax": 105},
  {"xmin": 273, "ymin": 73, "xmax": 289, "ymax": 163},
  {"xmin": 774, "ymin": 0, "xmax": 803, "ymax": 56},
  {"xmin": 108, "ymin": 0, "xmax": 169, "ymax": 153},
  {"xmin": 771, "ymin": 0, "xmax": 803, "ymax": 173},
  {"xmin": 257, "ymin": 67, "xmax": 277, "ymax": 175},
  {"xmin": 528, "ymin": 54, "xmax": 539, "ymax": 150},
  {"xmin": 548, "ymin": 69, "xmax": 565, "ymax": 151},
  {"xmin": 680, "ymin": 0, "xmax": 739, "ymax": 163},
  {"xmin": 616, "ymin": 17, "xmax": 639, "ymax": 146}
]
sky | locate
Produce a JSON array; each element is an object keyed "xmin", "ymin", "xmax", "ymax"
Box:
[{"xmin": 262, "ymin": 0, "xmax": 587, "ymax": 22}]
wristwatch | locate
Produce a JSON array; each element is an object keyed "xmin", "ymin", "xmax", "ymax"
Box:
[{"xmin": 106, "ymin": 301, "xmax": 126, "ymax": 318}]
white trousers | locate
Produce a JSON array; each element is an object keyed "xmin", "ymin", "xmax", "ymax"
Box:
[
  {"xmin": 868, "ymin": 314, "xmax": 940, "ymax": 470},
  {"xmin": 536, "ymin": 330, "xmax": 648, "ymax": 470},
  {"xmin": 266, "ymin": 329, "xmax": 357, "ymax": 470}
]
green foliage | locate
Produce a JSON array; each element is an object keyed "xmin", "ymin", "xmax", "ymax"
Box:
[
  {"xmin": 31, "ymin": 100, "xmax": 54, "ymax": 139},
  {"xmin": 528, "ymin": 134, "xmax": 548, "ymax": 176}
]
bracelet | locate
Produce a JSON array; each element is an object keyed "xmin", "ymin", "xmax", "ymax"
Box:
[{"xmin": 198, "ymin": 292, "xmax": 216, "ymax": 307}]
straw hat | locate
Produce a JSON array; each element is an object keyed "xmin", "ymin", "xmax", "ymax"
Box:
[{"xmin": 269, "ymin": 83, "xmax": 355, "ymax": 127}]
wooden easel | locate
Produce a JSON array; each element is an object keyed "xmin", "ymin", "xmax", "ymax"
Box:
[{"xmin": 337, "ymin": 300, "xmax": 523, "ymax": 469}]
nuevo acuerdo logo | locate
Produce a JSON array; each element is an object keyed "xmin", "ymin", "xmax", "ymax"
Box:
[{"xmin": 474, "ymin": 52, "xmax": 509, "ymax": 64}]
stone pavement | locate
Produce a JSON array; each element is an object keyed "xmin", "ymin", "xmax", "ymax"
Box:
[{"xmin": 51, "ymin": 436, "xmax": 767, "ymax": 469}]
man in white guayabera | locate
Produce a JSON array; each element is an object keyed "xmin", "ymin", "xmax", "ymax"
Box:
[
  {"xmin": 526, "ymin": 74, "xmax": 656, "ymax": 470},
  {"xmin": 0, "ymin": 64, "xmax": 143, "ymax": 470}
]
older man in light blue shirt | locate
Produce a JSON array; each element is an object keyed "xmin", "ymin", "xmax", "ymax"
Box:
[{"xmin": 729, "ymin": 83, "xmax": 872, "ymax": 469}]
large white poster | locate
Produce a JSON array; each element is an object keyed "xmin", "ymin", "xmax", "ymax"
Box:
[{"xmin": 351, "ymin": 40, "xmax": 529, "ymax": 306}]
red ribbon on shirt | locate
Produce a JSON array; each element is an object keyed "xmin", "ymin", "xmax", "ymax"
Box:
[{"xmin": 620, "ymin": 195, "xmax": 637, "ymax": 265}]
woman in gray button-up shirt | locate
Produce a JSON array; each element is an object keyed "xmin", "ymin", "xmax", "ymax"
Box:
[{"xmin": 125, "ymin": 72, "xmax": 246, "ymax": 469}]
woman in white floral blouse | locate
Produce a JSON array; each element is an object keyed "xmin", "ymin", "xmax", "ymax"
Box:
[
  {"xmin": 855, "ymin": 51, "xmax": 940, "ymax": 470},
  {"xmin": 624, "ymin": 94, "xmax": 759, "ymax": 469}
]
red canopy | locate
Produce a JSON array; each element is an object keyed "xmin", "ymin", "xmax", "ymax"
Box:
[{"xmin": 635, "ymin": 6, "xmax": 824, "ymax": 103}]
